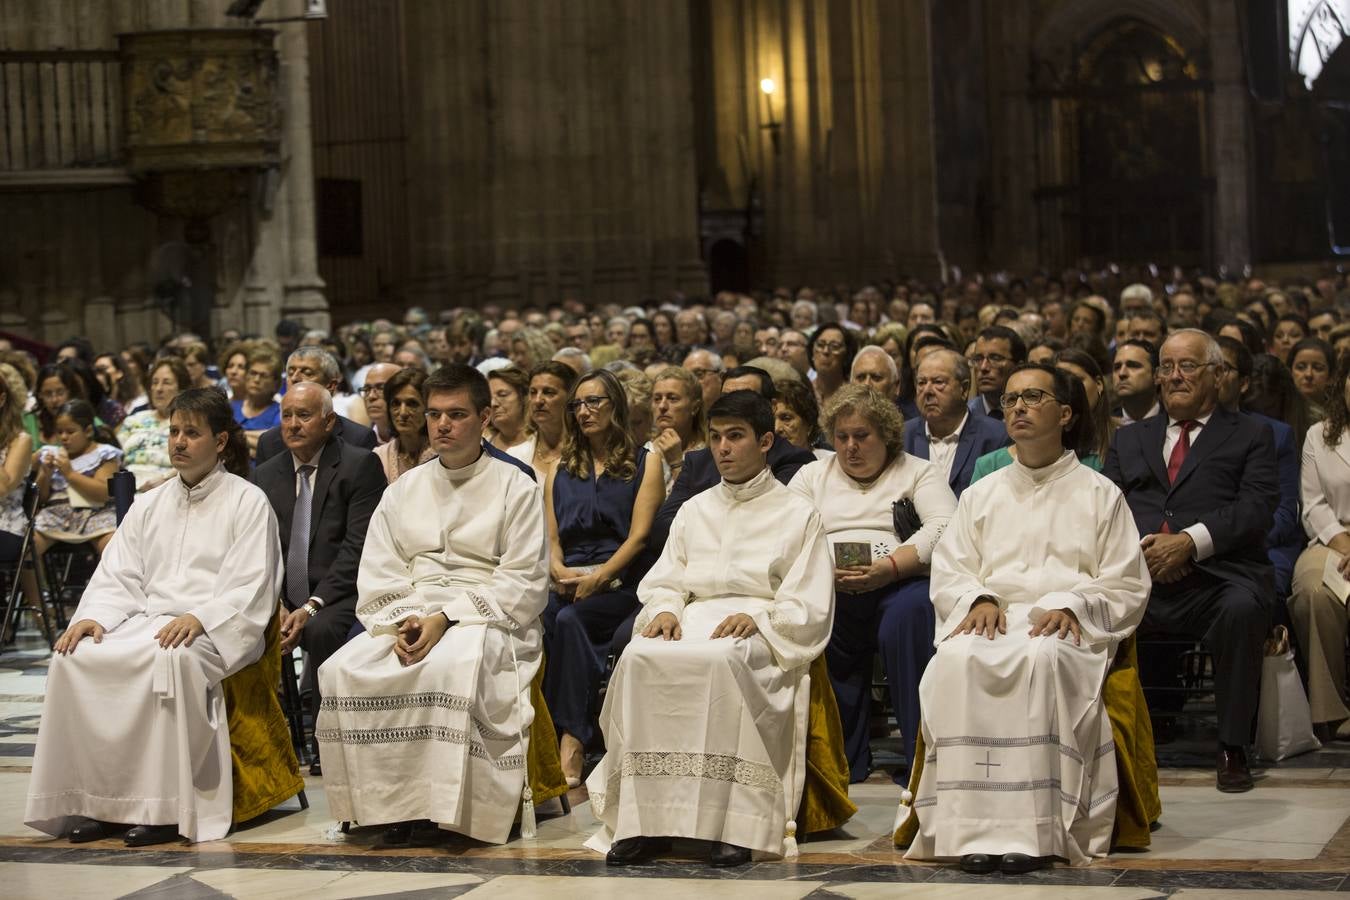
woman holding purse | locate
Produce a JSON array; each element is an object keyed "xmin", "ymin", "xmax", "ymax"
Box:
[{"xmin": 788, "ymin": 383, "xmax": 957, "ymax": 783}]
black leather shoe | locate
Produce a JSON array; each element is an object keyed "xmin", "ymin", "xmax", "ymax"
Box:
[
  {"xmin": 606, "ymin": 836, "xmax": 669, "ymax": 866},
  {"xmin": 382, "ymin": 821, "xmax": 413, "ymax": 845},
  {"xmin": 309, "ymin": 759, "xmax": 322, "ymax": 777},
  {"xmin": 68, "ymin": 818, "xmax": 109, "ymax": 843},
  {"xmin": 959, "ymin": 853, "xmax": 999, "ymax": 874},
  {"xmin": 709, "ymin": 841, "xmax": 751, "ymax": 867},
  {"xmin": 1000, "ymin": 852, "xmax": 1047, "ymax": 874},
  {"xmin": 124, "ymin": 824, "xmax": 179, "ymax": 847},
  {"xmin": 1216, "ymin": 745, "xmax": 1254, "ymax": 793}
]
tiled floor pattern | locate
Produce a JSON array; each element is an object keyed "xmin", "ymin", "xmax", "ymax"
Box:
[{"xmin": 4, "ymin": 640, "xmax": 1350, "ymax": 898}]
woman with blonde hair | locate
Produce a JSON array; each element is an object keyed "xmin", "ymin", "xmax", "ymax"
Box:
[
  {"xmin": 543, "ymin": 369, "xmax": 664, "ymax": 785},
  {"xmin": 508, "ymin": 327, "xmax": 556, "ymax": 373},
  {"xmin": 789, "ymin": 383, "xmax": 957, "ymax": 783},
  {"xmin": 648, "ymin": 366, "xmax": 707, "ymax": 490},
  {"xmin": 0, "ymin": 363, "xmax": 34, "ymax": 566}
]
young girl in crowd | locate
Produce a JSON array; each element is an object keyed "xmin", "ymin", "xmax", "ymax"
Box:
[{"xmin": 33, "ymin": 400, "xmax": 123, "ymax": 558}]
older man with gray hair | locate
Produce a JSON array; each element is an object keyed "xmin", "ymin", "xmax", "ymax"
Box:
[
  {"xmin": 554, "ymin": 346, "xmax": 594, "ymax": 376},
  {"xmin": 851, "ymin": 345, "xmax": 900, "ymax": 401},
  {"xmin": 1120, "ymin": 283, "xmax": 1155, "ymax": 321},
  {"xmin": 256, "ymin": 349, "xmax": 377, "ymax": 465},
  {"xmin": 901, "ymin": 349, "xmax": 1009, "ymax": 498}
]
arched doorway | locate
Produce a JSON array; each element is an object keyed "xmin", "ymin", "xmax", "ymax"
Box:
[{"xmin": 1032, "ymin": 18, "xmax": 1212, "ymax": 267}]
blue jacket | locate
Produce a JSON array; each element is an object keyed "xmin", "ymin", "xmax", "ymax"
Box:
[
  {"xmin": 1251, "ymin": 412, "xmax": 1302, "ymax": 597},
  {"xmin": 903, "ymin": 412, "xmax": 1010, "ymax": 499}
]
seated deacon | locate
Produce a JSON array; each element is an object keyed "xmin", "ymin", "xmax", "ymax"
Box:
[
  {"xmin": 613, "ymin": 366, "xmax": 815, "ymax": 657},
  {"xmin": 790, "ymin": 384, "xmax": 957, "ymax": 783},
  {"xmin": 26, "ymin": 389, "xmax": 282, "ymax": 846},
  {"xmin": 315, "ymin": 364, "xmax": 548, "ymax": 845},
  {"xmin": 589, "ymin": 391, "xmax": 834, "ymax": 868},
  {"xmin": 901, "ymin": 348, "xmax": 1009, "ymax": 499},
  {"xmin": 1105, "ymin": 330, "xmax": 1278, "ymax": 793},
  {"xmin": 252, "ymin": 382, "xmax": 385, "ymax": 773},
  {"xmin": 255, "ymin": 349, "xmax": 377, "ymax": 464},
  {"xmin": 905, "ymin": 364, "xmax": 1149, "ymax": 874}
]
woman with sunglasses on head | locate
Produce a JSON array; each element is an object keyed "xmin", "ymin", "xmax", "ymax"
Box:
[{"xmin": 542, "ymin": 369, "xmax": 665, "ymax": 787}]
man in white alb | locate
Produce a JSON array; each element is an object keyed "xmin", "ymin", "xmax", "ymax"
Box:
[
  {"xmin": 315, "ymin": 364, "xmax": 548, "ymax": 845},
  {"xmin": 26, "ymin": 389, "xmax": 282, "ymax": 847},
  {"xmin": 901, "ymin": 363, "xmax": 1150, "ymax": 874},
  {"xmin": 587, "ymin": 390, "xmax": 835, "ymax": 867}
]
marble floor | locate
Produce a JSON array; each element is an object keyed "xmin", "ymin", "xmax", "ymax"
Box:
[{"xmin": 3, "ymin": 639, "xmax": 1350, "ymax": 899}]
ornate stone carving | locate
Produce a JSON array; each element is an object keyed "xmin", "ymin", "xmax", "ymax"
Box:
[{"xmin": 119, "ymin": 28, "xmax": 280, "ymax": 174}]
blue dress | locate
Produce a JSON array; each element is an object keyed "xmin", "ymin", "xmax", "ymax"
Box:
[
  {"xmin": 543, "ymin": 446, "xmax": 649, "ymax": 749},
  {"xmin": 231, "ymin": 399, "xmax": 281, "ymax": 432}
]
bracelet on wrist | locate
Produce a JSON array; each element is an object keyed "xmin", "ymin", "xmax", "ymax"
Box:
[{"xmin": 886, "ymin": 555, "xmax": 900, "ymax": 581}]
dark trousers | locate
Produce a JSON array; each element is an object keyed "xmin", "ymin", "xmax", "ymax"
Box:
[
  {"xmin": 542, "ymin": 587, "xmax": 638, "ymax": 750},
  {"xmin": 294, "ymin": 601, "xmax": 357, "ymax": 720},
  {"xmin": 826, "ymin": 578, "xmax": 934, "ymax": 782},
  {"xmin": 1138, "ymin": 573, "xmax": 1270, "ymax": 748}
]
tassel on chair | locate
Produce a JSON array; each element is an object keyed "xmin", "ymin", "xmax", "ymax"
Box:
[
  {"xmin": 782, "ymin": 819, "xmax": 798, "ymax": 858},
  {"xmin": 520, "ymin": 785, "xmax": 537, "ymax": 839}
]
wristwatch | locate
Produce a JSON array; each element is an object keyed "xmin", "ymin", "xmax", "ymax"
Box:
[{"xmin": 302, "ymin": 602, "xmax": 320, "ymax": 618}]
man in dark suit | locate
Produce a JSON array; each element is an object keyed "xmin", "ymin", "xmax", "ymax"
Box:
[
  {"xmin": 902, "ymin": 349, "xmax": 1009, "ymax": 498},
  {"xmin": 614, "ymin": 367, "xmax": 815, "ymax": 658},
  {"xmin": 967, "ymin": 325, "xmax": 1026, "ymax": 419},
  {"xmin": 253, "ymin": 382, "xmax": 386, "ymax": 773},
  {"xmin": 1104, "ymin": 330, "xmax": 1279, "ymax": 793},
  {"xmin": 255, "ymin": 348, "xmax": 377, "ymax": 464}
]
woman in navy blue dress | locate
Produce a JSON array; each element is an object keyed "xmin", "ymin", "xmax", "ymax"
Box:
[{"xmin": 544, "ymin": 369, "xmax": 664, "ymax": 786}]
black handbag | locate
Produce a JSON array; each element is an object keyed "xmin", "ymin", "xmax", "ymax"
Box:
[{"xmin": 891, "ymin": 497, "xmax": 922, "ymax": 542}]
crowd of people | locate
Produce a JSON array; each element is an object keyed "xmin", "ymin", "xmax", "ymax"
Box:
[{"xmin": 5, "ymin": 262, "xmax": 1350, "ymax": 873}]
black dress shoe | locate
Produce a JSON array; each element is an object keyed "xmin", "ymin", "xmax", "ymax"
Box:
[
  {"xmin": 959, "ymin": 853, "xmax": 999, "ymax": 874},
  {"xmin": 381, "ymin": 821, "xmax": 413, "ymax": 845},
  {"xmin": 309, "ymin": 759, "xmax": 322, "ymax": 777},
  {"xmin": 68, "ymin": 818, "xmax": 109, "ymax": 843},
  {"xmin": 605, "ymin": 836, "xmax": 669, "ymax": 866},
  {"xmin": 708, "ymin": 841, "xmax": 751, "ymax": 867},
  {"xmin": 1216, "ymin": 745, "xmax": 1254, "ymax": 793},
  {"xmin": 1000, "ymin": 852, "xmax": 1047, "ymax": 874},
  {"xmin": 124, "ymin": 824, "xmax": 179, "ymax": 847}
]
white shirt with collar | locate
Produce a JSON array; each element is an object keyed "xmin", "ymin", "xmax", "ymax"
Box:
[
  {"xmin": 1119, "ymin": 401, "xmax": 1160, "ymax": 427},
  {"xmin": 925, "ymin": 412, "xmax": 968, "ymax": 481},
  {"xmin": 1162, "ymin": 411, "xmax": 1214, "ymax": 561}
]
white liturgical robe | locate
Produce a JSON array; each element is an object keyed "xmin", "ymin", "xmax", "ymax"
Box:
[
  {"xmin": 901, "ymin": 451, "xmax": 1149, "ymax": 865},
  {"xmin": 26, "ymin": 465, "xmax": 282, "ymax": 842},
  {"xmin": 585, "ymin": 466, "xmax": 835, "ymax": 857},
  {"xmin": 316, "ymin": 451, "xmax": 548, "ymax": 844}
]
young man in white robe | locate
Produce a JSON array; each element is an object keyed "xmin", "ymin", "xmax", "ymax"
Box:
[
  {"xmin": 587, "ymin": 390, "xmax": 835, "ymax": 867},
  {"xmin": 26, "ymin": 389, "xmax": 282, "ymax": 846},
  {"xmin": 315, "ymin": 363, "xmax": 548, "ymax": 845},
  {"xmin": 901, "ymin": 363, "xmax": 1150, "ymax": 874}
]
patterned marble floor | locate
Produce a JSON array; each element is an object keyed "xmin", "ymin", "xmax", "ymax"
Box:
[{"xmin": 3, "ymin": 638, "xmax": 1350, "ymax": 899}]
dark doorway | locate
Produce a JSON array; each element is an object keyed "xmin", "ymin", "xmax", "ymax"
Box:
[{"xmin": 708, "ymin": 238, "xmax": 749, "ymax": 292}]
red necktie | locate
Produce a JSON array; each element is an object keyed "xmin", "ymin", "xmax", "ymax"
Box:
[{"xmin": 1160, "ymin": 420, "xmax": 1195, "ymax": 533}]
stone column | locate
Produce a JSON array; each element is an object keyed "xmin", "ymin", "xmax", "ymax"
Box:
[
  {"xmin": 278, "ymin": 0, "xmax": 329, "ymax": 329},
  {"xmin": 1208, "ymin": 0, "xmax": 1252, "ymax": 272}
]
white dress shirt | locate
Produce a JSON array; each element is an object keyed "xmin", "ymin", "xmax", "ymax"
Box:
[
  {"xmin": 925, "ymin": 413, "xmax": 968, "ymax": 481},
  {"xmin": 1162, "ymin": 412, "xmax": 1214, "ymax": 560}
]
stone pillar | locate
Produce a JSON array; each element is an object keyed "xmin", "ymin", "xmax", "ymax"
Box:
[
  {"xmin": 83, "ymin": 296, "xmax": 118, "ymax": 351},
  {"xmin": 278, "ymin": 0, "xmax": 329, "ymax": 329},
  {"xmin": 1208, "ymin": 0, "xmax": 1252, "ymax": 272}
]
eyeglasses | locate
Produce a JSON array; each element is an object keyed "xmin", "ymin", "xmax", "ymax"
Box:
[
  {"xmin": 998, "ymin": 388, "xmax": 1059, "ymax": 410},
  {"xmin": 968, "ymin": 353, "xmax": 1010, "ymax": 367},
  {"xmin": 362, "ymin": 383, "xmax": 388, "ymax": 396},
  {"xmin": 687, "ymin": 368, "xmax": 718, "ymax": 381},
  {"xmin": 567, "ymin": 396, "xmax": 610, "ymax": 414},
  {"xmin": 1157, "ymin": 361, "xmax": 1217, "ymax": 377},
  {"xmin": 815, "ymin": 341, "xmax": 846, "ymax": 353}
]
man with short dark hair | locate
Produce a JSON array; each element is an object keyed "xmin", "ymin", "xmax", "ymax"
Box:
[
  {"xmin": 590, "ymin": 391, "xmax": 835, "ymax": 868},
  {"xmin": 253, "ymin": 383, "xmax": 385, "ymax": 773},
  {"xmin": 903, "ymin": 349, "xmax": 1008, "ymax": 498},
  {"xmin": 316, "ymin": 364, "xmax": 548, "ymax": 845},
  {"xmin": 967, "ymin": 326, "xmax": 1026, "ymax": 419},
  {"xmin": 1128, "ymin": 311, "xmax": 1167, "ymax": 348},
  {"xmin": 1112, "ymin": 339, "xmax": 1160, "ymax": 425},
  {"xmin": 1105, "ymin": 330, "xmax": 1279, "ymax": 793}
]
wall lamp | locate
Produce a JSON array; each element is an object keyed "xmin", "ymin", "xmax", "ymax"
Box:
[{"xmin": 759, "ymin": 77, "xmax": 781, "ymax": 154}]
